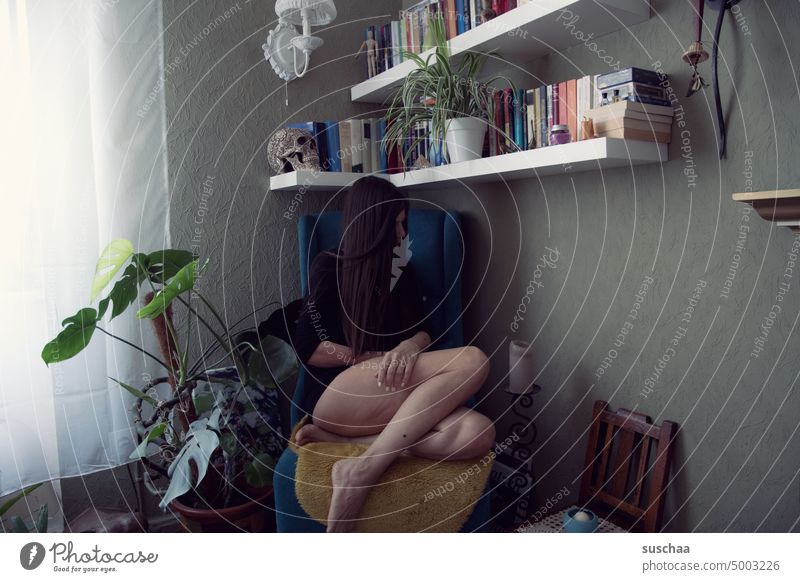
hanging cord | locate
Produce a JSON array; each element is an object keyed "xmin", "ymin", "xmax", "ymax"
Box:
[{"xmin": 711, "ymin": 4, "xmax": 728, "ymax": 159}]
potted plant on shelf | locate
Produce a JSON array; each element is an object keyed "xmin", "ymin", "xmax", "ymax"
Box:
[
  {"xmin": 382, "ymin": 10, "xmax": 516, "ymax": 168},
  {"xmin": 41, "ymin": 240, "xmax": 298, "ymax": 532}
]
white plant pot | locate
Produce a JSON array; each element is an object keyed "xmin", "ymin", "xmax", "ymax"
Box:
[{"xmin": 444, "ymin": 117, "xmax": 487, "ymax": 164}]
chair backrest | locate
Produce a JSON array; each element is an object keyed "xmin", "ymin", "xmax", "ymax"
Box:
[
  {"xmin": 579, "ymin": 400, "xmax": 678, "ymax": 533},
  {"xmin": 290, "ymin": 208, "xmax": 465, "ymax": 426}
]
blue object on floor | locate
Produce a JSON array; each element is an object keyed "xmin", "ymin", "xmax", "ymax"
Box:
[{"xmin": 273, "ymin": 209, "xmax": 492, "ymax": 532}]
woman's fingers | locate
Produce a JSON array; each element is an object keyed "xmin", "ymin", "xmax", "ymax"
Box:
[
  {"xmin": 377, "ymin": 352, "xmax": 391, "ymax": 389},
  {"xmin": 400, "ymin": 354, "xmax": 416, "ymax": 388}
]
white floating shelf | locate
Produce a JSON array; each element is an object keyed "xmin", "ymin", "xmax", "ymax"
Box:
[
  {"xmin": 268, "ymin": 138, "xmax": 667, "ymax": 192},
  {"xmin": 350, "ymin": 0, "xmax": 651, "ymax": 104}
]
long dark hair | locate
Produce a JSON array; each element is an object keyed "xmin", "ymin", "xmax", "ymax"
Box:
[{"xmin": 324, "ymin": 175, "xmax": 409, "ymax": 359}]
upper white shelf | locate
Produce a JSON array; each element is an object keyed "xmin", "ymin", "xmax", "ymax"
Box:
[
  {"xmin": 350, "ymin": 0, "xmax": 651, "ymax": 104},
  {"xmin": 268, "ymin": 138, "xmax": 667, "ymax": 192}
]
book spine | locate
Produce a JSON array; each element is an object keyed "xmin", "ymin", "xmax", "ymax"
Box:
[
  {"xmin": 526, "ymin": 89, "xmax": 536, "ymax": 150},
  {"xmin": 362, "ymin": 119, "xmax": 372, "ymax": 174},
  {"xmin": 503, "ymin": 88, "xmax": 512, "ymax": 152},
  {"xmin": 325, "ymin": 122, "xmax": 341, "ymax": 172},
  {"xmin": 596, "ymin": 67, "xmax": 663, "ymax": 89},
  {"xmin": 339, "ymin": 122, "xmax": 351, "ymax": 172},
  {"xmin": 493, "ymin": 89, "xmax": 502, "ymax": 157},
  {"xmin": 514, "ymin": 88, "xmax": 525, "ymax": 150},
  {"xmin": 350, "ymin": 120, "xmax": 363, "ymax": 173},
  {"xmin": 567, "ymin": 78, "xmax": 577, "ymax": 143},
  {"xmin": 456, "ymin": 0, "xmax": 465, "ymax": 35},
  {"xmin": 539, "ymin": 85, "xmax": 550, "ymax": 147}
]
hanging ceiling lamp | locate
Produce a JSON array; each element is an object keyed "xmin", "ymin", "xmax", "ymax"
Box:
[{"xmin": 262, "ymin": 0, "xmax": 337, "ymax": 82}]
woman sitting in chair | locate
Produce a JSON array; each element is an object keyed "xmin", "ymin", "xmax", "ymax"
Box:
[{"xmin": 292, "ymin": 175, "xmax": 495, "ymax": 532}]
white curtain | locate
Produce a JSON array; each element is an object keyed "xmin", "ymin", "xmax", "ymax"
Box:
[{"xmin": 0, "ymin": 0, "xmax": 169, "ymax": 498}]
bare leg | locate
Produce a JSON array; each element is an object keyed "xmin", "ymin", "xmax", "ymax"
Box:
[
  {"xmin": 296, "ymin": 405, "xmax": 495, "ymax": 461},
  {"xmin": 315, "ymin": 346, "xmax": 491, "ymax": 532}
]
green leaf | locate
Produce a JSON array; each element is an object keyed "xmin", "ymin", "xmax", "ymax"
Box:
[
  {"xmin": 220, "ymin": 432, "xmax": 237, "ymax": 457},
  {"xmin": 158, "ymin": 410, "xmax": 221, "ymax": 510},
  {"xmin": 101, "ymin": 263, "xmax": 142, "ymax": 320},
  {"xmin": 244, "ymin": 453, "xmax": 275, "ymax": 489},
  {"xmin": 136, "ymin": 259, "xmax": 205, "ymax": 320},
  {"xmin": 129, "ymin": 422, "xmax": 167, "ymax": 460},
  {"xmin": 147, "ymin": 249, "xmax": 194, "ymax": 282},
  {"xmin": 10, "ymin": 516, "xmax": 29, "ymax": 533},
  {"xmin": 41, "ymin": 308, "xmax": 98, "ymax": 365},
  {"xmin": 34, "ymin": 504, "xmax": 48, "ymax": 533},
  {"xmin": 247, "ymin": 335, "xmax": 298, "ymax": 388},
  {"xmin": 110, "ymin": 377, "xmax": 157, "ymax": 406},
  {"xmin": 90, "ymin": 239, "xmax": 133, "ymax": 301},
  {"xmin": 0, "ymin": 483, "xmax": 42, "ymax": 517}
]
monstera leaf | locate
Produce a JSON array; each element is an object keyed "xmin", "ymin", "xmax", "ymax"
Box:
[
  {"xmin": 147, "ymin": 249, "xmax": 194, "ymax": 282},
  {"xmin": 158, "ymin": 409, "xmax": 221, "ymax": 510},
  {"xmin": 137, "ymin": 259, "xmax": 206, "ymax": 320},
  {"xmin": 41, "ymin": 308, "xmax": 99, "ymax": 365},
  {"xmin": 90, "ymin": 239, "xmax": 133, "ymax": 301},
  {"xmin": 129, "ymin": 422, "xmax": 167, "ymax": 460}
]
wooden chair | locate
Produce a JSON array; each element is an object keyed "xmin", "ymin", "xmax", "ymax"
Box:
[{"xmin": 577, "ymin": 400, "xmax": 678, "ymax": 532}]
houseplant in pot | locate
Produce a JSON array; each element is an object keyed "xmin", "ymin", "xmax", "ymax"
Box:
[
  {"xmin": 382, "ymin": 10, "xmax": 516, "ymax": 168},
  {"xmin": 41, "ymin": 240, "xmax": 298, "ymax": 532}
]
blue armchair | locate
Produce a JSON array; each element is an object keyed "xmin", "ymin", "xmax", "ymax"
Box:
[{"xmin": 273, "ymin": 208, "xmax": 492, "ymax": 532}]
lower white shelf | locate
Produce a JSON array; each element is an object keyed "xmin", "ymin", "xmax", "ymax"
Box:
[{"xmin": 268, "ymin": 138, "xmax": 668, "ymax": 192}]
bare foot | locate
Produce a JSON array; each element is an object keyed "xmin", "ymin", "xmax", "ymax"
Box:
[
  {"xmin": 296, "ymin": 423, "xmax": 382, "ymax": 448},
  {"xmin": 326, "ymin": 456, "xmax": 379, "ymax": 533},
  {"xmin": 295, "ymin": 423, "xmax": 350, "ymax": 447}
]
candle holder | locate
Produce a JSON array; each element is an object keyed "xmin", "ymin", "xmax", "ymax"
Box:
[{"xmin": 563, "ymin": 507, "xmax": 599, "ymax": 532}]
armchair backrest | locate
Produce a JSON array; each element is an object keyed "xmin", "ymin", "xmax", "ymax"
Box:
[{"xmin": 290, "ymin": 209, "xmax": 465, "ymax": 425}]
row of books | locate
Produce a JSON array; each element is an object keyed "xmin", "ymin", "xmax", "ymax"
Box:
[
  {"xmin": 285, "ymin": 68, "xmax": 674, "ymax": 174},
  {"xmin": 489, "ymin": 75, "xmax": 599, "ymax": 155},
  {"xmin": 286, "ymin": 120, "xmax": 446, "ymax": 174},
  {"xmin": 363, "ymin": 0, "xmax": 529, "ymax": 78}
]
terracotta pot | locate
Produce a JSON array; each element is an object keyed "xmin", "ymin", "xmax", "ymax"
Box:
[
  {"xmin": 170, "ymin": 486, "xmax": 274, "ymax": 533},
  {"xmin": 168, "ymin": 464, "xmax": 275, "ymax": 532}
]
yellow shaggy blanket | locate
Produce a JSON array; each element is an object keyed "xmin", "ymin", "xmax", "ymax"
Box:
[{"xmin": 288, "ymin": 415, "xmax": 493, "ymax": 532}]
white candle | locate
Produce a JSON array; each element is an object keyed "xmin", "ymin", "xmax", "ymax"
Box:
[{"xmin": 573, "ymin": 510, "xmax": 591, "ymax": 522}]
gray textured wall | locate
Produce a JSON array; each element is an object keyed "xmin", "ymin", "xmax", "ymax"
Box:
[
  {"xmin": 410, "ymin": 0, "xmax": 800, "ymax": 532},
  {"xmin": 155, "ymin": 0, "xmax": 800, "ymax": 533}
]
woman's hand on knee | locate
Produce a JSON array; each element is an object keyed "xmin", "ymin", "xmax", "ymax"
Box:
[{"xmin": 376, "ymin": 340, "xmax": 420, "ymax": 391}]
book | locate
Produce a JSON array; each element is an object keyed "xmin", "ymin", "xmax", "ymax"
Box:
[
  {"xmin": 324, "ymin": 121, "xmax": 341, "ymax": 172},
  {"xmin": 592, "ymin": 100, "xmax": 674, "ymax": 118},
  {"xmin": 596, "ymin": 67, "xmax": 663, "ymax": 89},
  {"xmin": 566, "ymin": 78, "xmax": 577, "ymax": 143},
  {"xmin": 350, "ymin": 119, "xmax": 364, "ymax": 172},
  {"xmin": 339, "ymin": 122, "xmax": 352, "ymax": 172},
  {"xmin": 593, "ymin": 127, "xmax": 671, "ymax": 143},
  {"xmin": 493, "ymin": 89, "xmax": 502, "ymax": 156},
  {"xmin": 362, "ymin": 119, "xmax": 372, "ymax": 174},
  {"xmin": 369, "ymin": 118, "xmax": 380, "ymax": 173},
  {"xmin": 526, "ymin": 89, "xmax": 536, "ymax": 149},
  {"xmin": 600, "ymin": 80, "xmax": 666, "ymax": 103},
  {"xmin": 592, "ymin": 118, "xmax": 672, "ymax": 134},
  {"xmin": 557, "ymin": 81, "xmax": 567, "ymax": 127},
  {"xmin": 514, "ymin": 88, "xmax": 525, "ymax": 150},
  {"xmin": 503, "ymin": 88, "xmax": 512, "ymax": 153}
]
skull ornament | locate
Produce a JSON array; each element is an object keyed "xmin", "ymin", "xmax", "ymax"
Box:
[{"xmin": 267, "ymin": 127, "xmax": 321, "ymax": 174}]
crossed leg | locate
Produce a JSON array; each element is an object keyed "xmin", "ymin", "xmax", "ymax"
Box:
[{"xmin": 303, "ymin": 346, "xmax": 493, "ymax": 532}]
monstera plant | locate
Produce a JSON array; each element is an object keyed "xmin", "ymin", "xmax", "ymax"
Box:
[{"xmin": 41, "ymin": 240, "xmax": 297, "ymax": 530}]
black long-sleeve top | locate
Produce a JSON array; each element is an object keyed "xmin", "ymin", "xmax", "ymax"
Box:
[{"xmin": 293, "ymin": 248, "xmax": 431, "ymax": 420}]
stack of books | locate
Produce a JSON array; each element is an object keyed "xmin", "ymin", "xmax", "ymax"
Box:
[
  {"xmin": 595, "ymin": 67, "xmax": 669, "ymax": 106},
  {"xmin": 586, "ymin": 101, "xmax": 674, "ymax": 143},
  {"xmin": 362, "ymin": 1, "xmax": 527, "ymax": 79}
]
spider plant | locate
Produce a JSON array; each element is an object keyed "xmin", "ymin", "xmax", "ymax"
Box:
[{"xmin": 382, "ymin": 10, "xmax": 516, "ymax": 171}]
